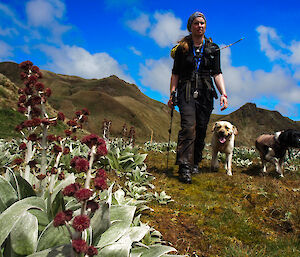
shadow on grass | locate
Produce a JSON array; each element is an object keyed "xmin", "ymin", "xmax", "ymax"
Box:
[{"xmin": 241, "ymin": 164, "xmax": 283, "ymax": 179}]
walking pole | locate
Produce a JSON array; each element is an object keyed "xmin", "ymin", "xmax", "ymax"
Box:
[{"xmin": 166, "ymin": 91, "xmax": 176, "ymax": 170}]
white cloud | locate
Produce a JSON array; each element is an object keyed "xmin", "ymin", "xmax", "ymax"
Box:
[
  {"xmin": 139, "ymin": 57, "xmax": 173, "ymax": 95},
  {"xmin": 129, "ymin": 46, "xmax": 142, "ymax": 56},
  {"xmin": 221, "ymin": 47, "xmax": 300, "ymax": 116},
  {"xmin": 25, "ymin": 0, "xmax": 71, "ymax": 43},
  {"xmin": 288, "ymin": 40, "xmax": 300, "ymax": 65},
  {"xmin": 26, "ymin": 0, "xmax": 65, "ymax": 27},
  {"xmin": 126, "ymin": 13, "xmax": 150, "ymax": 35},
  {"xmin": 149, "ymin": 11, "xmax": 186, "ymax": 47},
  {"xmin": 126, "ymin": 11, "xmax": 186, "ymax": 48},
  {"xmin": 256, "ymin": 25, "xmax": 287, "ymax": 61},
  {"xmin": 39, "ymin": 44, "xmax": 134, "ymax": 83},
  {"xmin": 0, "ymin": 40, "xmax": 13, "ymax": 59}
]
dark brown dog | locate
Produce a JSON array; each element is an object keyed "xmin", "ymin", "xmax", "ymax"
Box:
[{"xmin": 255, "ymin": 129, "xmax": 300, "ymax": 177}]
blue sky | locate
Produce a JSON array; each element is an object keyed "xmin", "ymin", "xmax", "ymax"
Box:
[{"xmin": 1, "ymin": 0, "xmax": 300, "ymax": 120}]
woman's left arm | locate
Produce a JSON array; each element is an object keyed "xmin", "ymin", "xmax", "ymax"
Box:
[{"xmin": 213, "ymin": 73, "xmax": 228, "ymax": 111}]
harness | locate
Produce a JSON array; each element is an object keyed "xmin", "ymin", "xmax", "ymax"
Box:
[{"xmin": 179, "ymin": 40, "xmax": 218, "ymax": 102}]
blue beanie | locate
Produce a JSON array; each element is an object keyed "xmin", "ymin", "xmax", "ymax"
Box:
[{"xmin": 187, "ymin": 12, "xmax": 206, "ymax": 32}]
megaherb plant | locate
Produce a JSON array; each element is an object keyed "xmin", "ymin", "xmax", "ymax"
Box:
[{"xmin": 0, "ymin": 61, "xmax": 180, "ymax": 257}]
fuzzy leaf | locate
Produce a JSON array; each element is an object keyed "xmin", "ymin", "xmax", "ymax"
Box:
[
  {"xmin": 97, "ymin": 205, "xmax": 136, "ymax": 248},
  {"xmin": 97, "ymin": 234, "xmax": 132, "ymax": 257},
  {"xmin": 10, "ymin": 211, "xmax": 38, "ymax": 255},
  {"xmin": 130, "ymin": 245, "xmax": 177, "ymax": 257},
  {"xmin": 27, "ymin": 244, "xmax": 72, "ymax": 257},
  {"xmin": 91, "ymin": 202, "xmax": 111, "ymax": 245},
  {"xmin": 37, "ymin": 225, "xmax": 72, "ymax": 251},
  {"xmin": 0, "ymin": 197, "xmax": 45, "ymax": 247},
  {"xmin": 0, "ymin": 176, "xmax": 18, "ymax": 212}
]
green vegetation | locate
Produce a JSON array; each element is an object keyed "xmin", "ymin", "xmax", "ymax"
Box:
[
  {"xmin": 143, "ymin": 149, "xmax": 300, "ymax": 256},
  {"xmin": 0, "ymin": 108, "xmax": 25, "ymax": 139}
]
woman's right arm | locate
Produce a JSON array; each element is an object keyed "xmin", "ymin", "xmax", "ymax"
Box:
[{"xmin": 168, "ymin": 74, "xmax": 178, "ymax": 108}]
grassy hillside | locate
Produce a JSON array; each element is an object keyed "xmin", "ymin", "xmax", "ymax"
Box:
[
  {"xmin": 0, "ymin": 61, "xmax": 299, "ymax": 146},
  {"xmin": 144, "ymin": 150, "xmax": 300, "ymax": 256}
]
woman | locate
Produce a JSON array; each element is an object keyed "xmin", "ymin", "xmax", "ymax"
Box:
[{"xmin": 168, "ymin": 12, "xmax": 228, "ymax": 183}]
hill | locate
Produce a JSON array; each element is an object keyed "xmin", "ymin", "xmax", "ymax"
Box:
[{"xmin": 0, "ymin": 61, "xmax": 299, "ymax": 146}]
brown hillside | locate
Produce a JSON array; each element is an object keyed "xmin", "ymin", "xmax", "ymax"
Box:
[
  {"xmin": 0, "ymin": 61, "xmax": 181, "ymax": 143},
  {"xmin": 0, "ymin": 61, "xmax": 299, "ymax": 146},
  {"xmin": 206, "ymin": 103, "xmax": 300, "ymax": 147}
]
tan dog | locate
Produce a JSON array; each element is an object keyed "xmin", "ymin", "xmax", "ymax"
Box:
[{"xmin": 211, "ymin": 121, "xmax": 238, "ymax": 176}]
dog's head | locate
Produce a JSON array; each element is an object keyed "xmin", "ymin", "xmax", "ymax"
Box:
[
  {"xmin": 212, "ymin": 121, "xmax": 238, "ymax": 144},
  {"xmin": 278, "ymin": 129, "xmax": 300, "ymax": 148}
]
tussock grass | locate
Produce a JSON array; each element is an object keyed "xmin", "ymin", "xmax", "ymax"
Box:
[{"xmin": 143, "ymin": 151, "xmax": 300, "ymax": 256}]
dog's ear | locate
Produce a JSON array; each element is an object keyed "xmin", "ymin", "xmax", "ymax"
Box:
[
  {"xmin": 212, "ymin": 122, "xmax": 217, "ymax": 132},
  {"xmin": 233, "ymin": 125, "xmax": 238, "ymax": 135}
]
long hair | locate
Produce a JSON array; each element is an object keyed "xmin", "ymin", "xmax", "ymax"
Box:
[{"xmin": 178, "ymin": 34, "xmax": 212, "ymax": 53}]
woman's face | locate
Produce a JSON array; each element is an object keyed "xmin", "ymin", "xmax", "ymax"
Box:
[{"xmin": 191, "ymin": 17, "xmax": 206, "ymax": 37}]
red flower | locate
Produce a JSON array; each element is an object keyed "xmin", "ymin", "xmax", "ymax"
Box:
[
  {"xmin": 62, "ymin": 183, "xmax": 81, "ymax": 196},
  {"xmin": 53, "ymin": 211, "xmax": 66, "ymax": 227},
  {"xmin": 56, "ymin": 136, "xmax": 62, "ymax": 142},
  {"xmin": 15, "ymin": 124, "xmax": 23, "ymax": 131},
  {"xmin": 17, "ymin": 106, "xmax": 27, "ymax": 114},
  {"xmin": 94, "ymin": 177, "xmax": 107, "ymax": 191},
  {"xmin": 32, "ymin": 118, "xmax": 42, "ymax": 126},
  {"xmin": 19, "ymin": 60, "xmax": 33, "ymax": 70},
  {"xmin": 64, "ymin": 129, "xmax": 72, "ymax": 136},
  {"xmin": 28, "ymin": 134, "xmax": 38, "ymax": 141},
  {"xmin": 20, "ymin": 72, "xmax": 27, "ymax": 80},
  {"xmin": 72, "ymin": 215, "xmax": 90, "ymax": 232},
  {"xmin": 36, "ymin": 174, "xmax": 46, "ymax": 180},
  {"xmin": 13, "ymin": 158, "xmax": 23, "ymax": 165},
  {"xmin": 72, "ymin": 136, "xmax": 77, "ymax": 141},
  {"xmin": 19, "ymin": 142, "xmax": 27, "ymax": 150},
  {"xmin": 18, "ymin": 95, "xmax": 26, "ymax": 103},
  {"xmin": 81, "ymin": 134, "xmax": 105, "ymax": 148},
  {"xmin": 35, "ymin": 82, "xmax": 44, "ymax": 91},
  {"xmin": 74, "ymin": 188, "xmax": 93, "ymax": 201},
  {"xmin": 23, "ymin": 119, "xmax": 34, "ymax": 128},
  {"xmin": 67, "ymin": 120, "xmax": 77, "ymax": 127},
  {"xmin": 75, "ymin": 110, "xmax": 82, "ymax": 117},
  {"xmin": 47, "ymin": 134, "xmax": 57, "ymax": 142},
  {"xmin": 72, "ymin": 239, "xmax": 88, "ymax": 253},
  {"xmin": 18, "ymin": 88, "xmax": 24, "ymax": 94},
  {"xmin": 96, "ymin": 169, "xmax": 107, "ymax": 179},
  {"xmin": 87, "ymin": 200, "xmax": 99, "ymax": 212},
  {"xmin": 63, "ymin": 147, "xmax": 70, "ymax": 155},
  {"xmin": 53, "ymin": 144, "xmax": 62, "ymax": 154},
  {"xmin": 74, "ymin": 158, "xmax": 89, "ymax": 173},
  {"xmin": 96, "ymin": 144, "xmax": 108, "ymax": 156},
  {"xmin": 24, "ymin": 87, "xmax": 33, "ymax": 96},
  {"xmin": 82, "ymin": 108, "xmax": 90, "ymax": 116},
  {"xmin": 70, "ymin": 156, "xmax": 81, "ymax": 168},
  {"xmin": 64, "ymin": 210, "xmax": 73, "ymax": 221},
  {"xmin": 31, "ymin": 65, "xmax": 40, "ymax": 73},
  {"xmin": 44, "ymin": 88, "xmax": 52, "ymax": 97},
  {"xmin": 31, "ymin": 95, "xmax": 41, "ymax": 105},
  {"xmin": 57, "ymin": 112, "xmax": 65, "ymax": 121},
  {"xmin": 41, "ymin": 118, "xmax": 51, "ymax": 125},
  {"xmin": 28, "ymin": 160, "xmax": 37, "ymax": 168},
  {"xmin": 86, "ymin": 246, "xmax": 98, "ymax": 257}
]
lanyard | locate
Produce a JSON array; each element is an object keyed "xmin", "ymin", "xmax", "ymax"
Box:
[{"xmin": 193, "ymin": 40, "xmax": 205, "ymax": 71}]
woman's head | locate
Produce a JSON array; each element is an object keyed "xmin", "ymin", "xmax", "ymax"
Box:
[{"xmin": 187, "ymin": 12, "xmax": 206, "ymax": 33}]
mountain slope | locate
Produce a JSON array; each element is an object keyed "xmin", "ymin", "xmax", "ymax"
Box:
[{"xmin": 0, "ymin": 61, "xmax": 299, "ymax": 146}]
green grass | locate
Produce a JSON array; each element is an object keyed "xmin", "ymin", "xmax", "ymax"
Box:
[
  {"xmin": 0, "ymin": 108, "xmax": 69, "ymax": 139},
  {"xmin": 143, "ymin": 151, "xmax": 300, "ymax": 256},
  {"xmin": 0, "ymin": 108, "xmax": 25, "ymax": 139}
]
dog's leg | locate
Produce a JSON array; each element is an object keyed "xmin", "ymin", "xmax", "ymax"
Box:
[
  {"xmin": 260, "ymin": 154, "xmax": 267, "ymax": 174},
  {"xmin": 265, "ymin": 148, "xmax": 283, "ymax": 177},
  {"xmin": 226, "ymin": 152, "xmax": 233, "ymax": 176},
  {"xmin": 278, "ymin": 157, "xmax": 285, "ymax": 177},
  {"xmin": 211, "ymin": 149, "xmax": 219, "ymax": 172}
]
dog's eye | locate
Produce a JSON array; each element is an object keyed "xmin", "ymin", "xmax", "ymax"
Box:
[{"xmin": 225, "ymin": 126, "xmax": 229, "ymax": 130}]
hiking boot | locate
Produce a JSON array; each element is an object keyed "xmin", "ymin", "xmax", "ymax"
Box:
[
  {"xmin": 178, "ymin": 164, "xmax": 192, "ymax": 184},
  {"xmin": 191, "ymin": 164, "xmax": 200, "ymax": 174}
]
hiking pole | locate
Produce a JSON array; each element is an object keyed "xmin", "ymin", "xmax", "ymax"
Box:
[
  {"xmin": 217, "ymin": 37, "xmax": 245, "ymax": 51},
  {"xmin": 166, "ymin": 91, "xmax": 176, "ymax": 170}
]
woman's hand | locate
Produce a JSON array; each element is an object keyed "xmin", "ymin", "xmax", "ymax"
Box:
[{"xmin": 220, "ymin": 95, "xmax": 228, "ymax": 111}]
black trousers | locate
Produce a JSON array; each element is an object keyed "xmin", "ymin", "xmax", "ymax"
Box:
[{"xmin": 176, "ymin": 87, "xmax": 214, "ymax": 166}]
